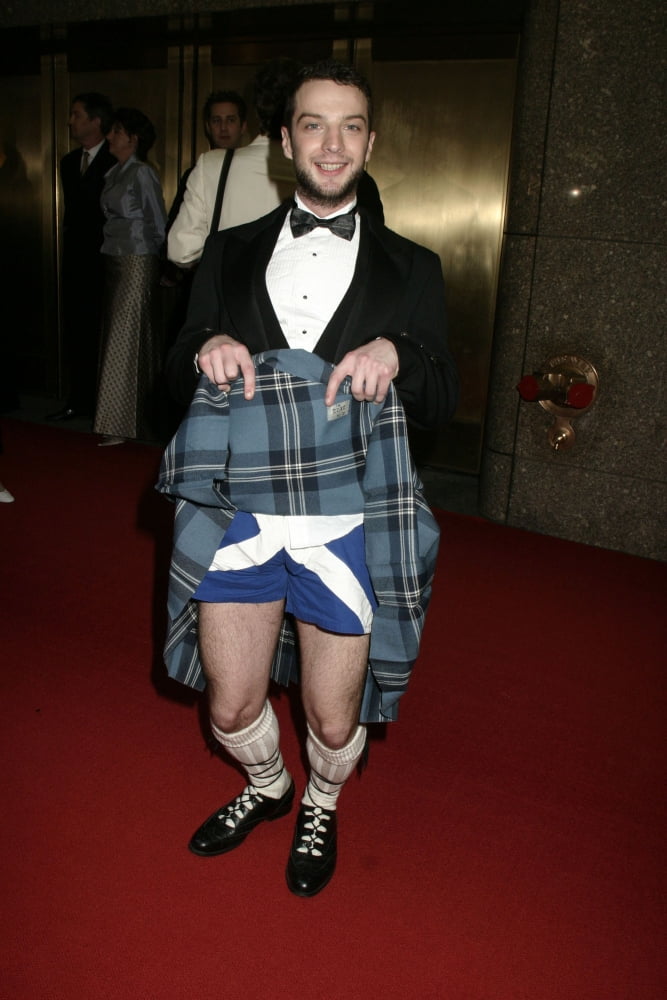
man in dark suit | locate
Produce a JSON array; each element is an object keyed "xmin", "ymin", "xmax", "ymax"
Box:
[
  {"xmin": 164, "ymin": 59, "xmax": 458, "ymax": 897},
  {"xmin": 48, "ymin": 93, "xmax": 116, "ymax": 422}
]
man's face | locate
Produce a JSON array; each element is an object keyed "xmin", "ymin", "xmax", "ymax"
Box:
[
  {"xmin": 206, "ymin": 102, "xmax": 246, "ymax": 149},
  {"xmin": 68, "ymin": 102, "xmax": 102, "ymax": 148},
  {"xmin": 281, "ymin": 78, "xmax": 375, "ymax": 213}
]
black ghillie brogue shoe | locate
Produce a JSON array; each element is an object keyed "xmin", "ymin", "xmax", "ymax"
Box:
[
  {"xmin": 286, "ymin": 804, "xmax": 337, "ymax": 897},
  {"xmin": 189, "ymin": 781, "xmax": 295, "ymax": 857}
]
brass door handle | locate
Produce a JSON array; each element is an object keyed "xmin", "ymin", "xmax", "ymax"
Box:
[
  {"xmin": 516, "ymin": 372, "xmax": 595, "ymax": 409},
  {"xmin": 516, "ymin": 354, "xmax": 599, "ymax": 451}
]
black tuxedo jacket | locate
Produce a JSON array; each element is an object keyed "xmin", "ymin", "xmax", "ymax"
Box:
[
  {"xmin": 59, "ymin": 142, "xmax": 117, "ymax": 380},
  {"xmin": 166, "ymin": 201, "xmax": 458, "ymax": 429},
  {"xmin": 60, "ymin": 141, "xmax": 116, "ymax": 262}
]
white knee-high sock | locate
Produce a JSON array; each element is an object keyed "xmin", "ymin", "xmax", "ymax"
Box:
[
  {"xmin": 304, "ymin": 723, "xmax": 367, "ymax": 811},
  {"xmin": 211, "ymin": 700, "xmax": 292, "ymax": 800}
]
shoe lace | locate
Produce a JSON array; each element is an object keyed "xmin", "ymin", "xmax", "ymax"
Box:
[
  {"xmin": 296, "ymin": 806, "xmax": 331, "ymax": 857},
  {"xmin": 217, "ymin": 786, "xmax": 263, "ymax": 829}
]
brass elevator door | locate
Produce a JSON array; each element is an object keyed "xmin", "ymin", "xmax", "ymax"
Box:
[{"xmin": 365, "ymin": 54, "xmax": 517, "ymax": 473}]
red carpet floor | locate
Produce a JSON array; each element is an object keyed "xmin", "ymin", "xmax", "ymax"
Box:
[{"xmin": 1, "ymin": 418, "xmax": 665, "ymax": 999}]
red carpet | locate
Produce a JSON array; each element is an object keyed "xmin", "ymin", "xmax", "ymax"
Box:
[{"xmin": 1, "ymin": 418, "xmax": 665, "ymax": 1000}]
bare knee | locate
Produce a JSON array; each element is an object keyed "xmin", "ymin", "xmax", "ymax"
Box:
[
  {"xmin": 208, "ymin": 686, "xmax": 265, "ymax": 735},
  {"xmin": 307, "ymin": 715, "xmax": 358, "ymax": 750}
]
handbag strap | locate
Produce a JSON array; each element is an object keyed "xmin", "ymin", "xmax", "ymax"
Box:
[{"xmin": 210, "ymin": 147, "xmax": 235, "ymax": 234}]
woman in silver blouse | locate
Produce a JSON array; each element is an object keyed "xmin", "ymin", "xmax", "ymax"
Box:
[{"xmin": 94, "ymin": 107, "xmax": 167, "ymax": 445}]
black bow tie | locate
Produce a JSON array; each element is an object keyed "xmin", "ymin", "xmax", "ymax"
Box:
[{"xmin": 290, "ymin": 206, "xmax": 356, "ymax": 241}]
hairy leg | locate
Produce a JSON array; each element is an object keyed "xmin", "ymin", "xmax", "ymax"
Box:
[
  {"xmin": 198, "ymin": 599, "xmax": 285, "ymax": 732},
  {"xmin": 296, "ymin": 621, "xmax": 369, "ymax": 748}
]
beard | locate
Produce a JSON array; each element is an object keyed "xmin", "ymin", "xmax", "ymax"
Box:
[{"xmin": 293, "ymin": 158, "xmax": 366, "ymax": 211}]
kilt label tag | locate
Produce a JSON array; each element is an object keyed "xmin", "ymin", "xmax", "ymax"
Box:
[{"xmin": 327, "ymin": 400, "xmax": 350, "ymax": 421}]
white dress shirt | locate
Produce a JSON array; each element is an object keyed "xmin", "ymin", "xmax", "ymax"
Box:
[
  {"xmin": 266, "ymin": 195, "xmax": 359, "ymax": 352},
  {"xmin": 201, "ymin": 196, "xmax": 364, "ymax": 554},
  {"xmin": 82, "ymin": 138, "xmax": 105, "ymax": 166}
]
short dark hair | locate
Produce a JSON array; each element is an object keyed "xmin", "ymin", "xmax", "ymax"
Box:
[
  {"xmin": 72, "ymin": 92, "xmax": 114, "ymax": 134},
  {"xmin": 203, "ymin": 90, "xmax": 247, "ymax": 127},
  {"xmin": 283, "ymin": 59, "xmax": 373, "ymax": 133},
  {"xmin": 111, "ymin": 107, "xmax": 156, "ymax": 161},
  {"xmin": 253, "ymin": 57, "xmax": 301, "ymax": 140}
]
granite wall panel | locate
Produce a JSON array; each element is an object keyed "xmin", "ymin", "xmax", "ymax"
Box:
[
  {"xmin": 481, "ymin": 0, "xmax": 666, "ymax": 559},
  {"xmin": 507, "ymin": 458, "xmax": 667, "ymax": 562},
  {"xmin": 516, "ymin": 237, "xmax": 666, "ymax": 481},
  {"xmin": 540, "ymin": 0, "xmax": 666, "ymax": 244}
]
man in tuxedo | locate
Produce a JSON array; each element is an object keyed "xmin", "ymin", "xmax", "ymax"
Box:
[
  {"xmin": 163, "ymin": 59, "xmax": 458, "ymax": 896},
  {"xmin": 48, "ymin": 93, "xmax": 116, "ymax": 422}
]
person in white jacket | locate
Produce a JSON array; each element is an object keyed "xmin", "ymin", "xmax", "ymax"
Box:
[{"xmin": 167, "ymin": 59, "xmax": 298, "ymax": 268}]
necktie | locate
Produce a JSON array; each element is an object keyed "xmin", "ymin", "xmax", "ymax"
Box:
[
  {"xmin": 80, "ymin": 151, "xmax": 90, "ymax": 176},
  {"xmin": 290, "ymin": 205, "xmax": 356, "ymax": 241}
]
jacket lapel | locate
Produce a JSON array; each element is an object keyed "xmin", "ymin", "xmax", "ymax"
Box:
[
  {"xmin": 315, "ymin": 211, "xmax": 405, "ymax": 362},
  {"xmin": 83, "ymin": 141, "xmax": 115, "ymax": 183},
  {"xmin": 224, "ymin": 204, "xmax": 290, "ymax": 352},
  {"xmin": 221, "ymin": 204, "xmax": 405, "ymax": 359}
]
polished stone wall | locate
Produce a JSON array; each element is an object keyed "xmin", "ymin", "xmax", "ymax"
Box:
[{"xmin": 480, "ymin": 0, "xmax": 666, "ymax": 560}]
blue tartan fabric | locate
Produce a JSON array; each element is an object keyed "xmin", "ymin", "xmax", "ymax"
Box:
[{"xmin": 156, "ymin": 348, "xmax": 440, "ymax": 722}]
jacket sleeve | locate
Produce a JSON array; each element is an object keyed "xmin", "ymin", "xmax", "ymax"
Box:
[
  {"xmin": 167, "ymin": 153, "xmax": 213, "ymax": 267},
  {"xmin": 378, "ymin": 247, "xmax": 458, "ymax": 430},
  {"xmin": 165, "ymin": 233, "xmax": 229, "ymax": 404}
]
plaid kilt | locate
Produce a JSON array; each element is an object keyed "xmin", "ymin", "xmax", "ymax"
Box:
[{"xmin": 156, "ymin": 348, "xmax": 440, "ymax": 722}]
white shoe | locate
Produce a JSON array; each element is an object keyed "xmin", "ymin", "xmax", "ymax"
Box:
[
  {"xmin": 97, "ymin": 436, "xmax": 125, "ymax": 447},
  {"xmin": 0, "ymin": 487, "xmax": 15, "ymax": 503}
]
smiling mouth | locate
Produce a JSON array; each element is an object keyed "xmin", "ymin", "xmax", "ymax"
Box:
[{"xmin": 317, "ymin": 162, "xmax": 346, "ymax": 172}]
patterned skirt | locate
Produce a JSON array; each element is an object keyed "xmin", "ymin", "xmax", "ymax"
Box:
[{"xmin": 94, "ymin": 254, "xmax": 164, "ymax": 441}]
